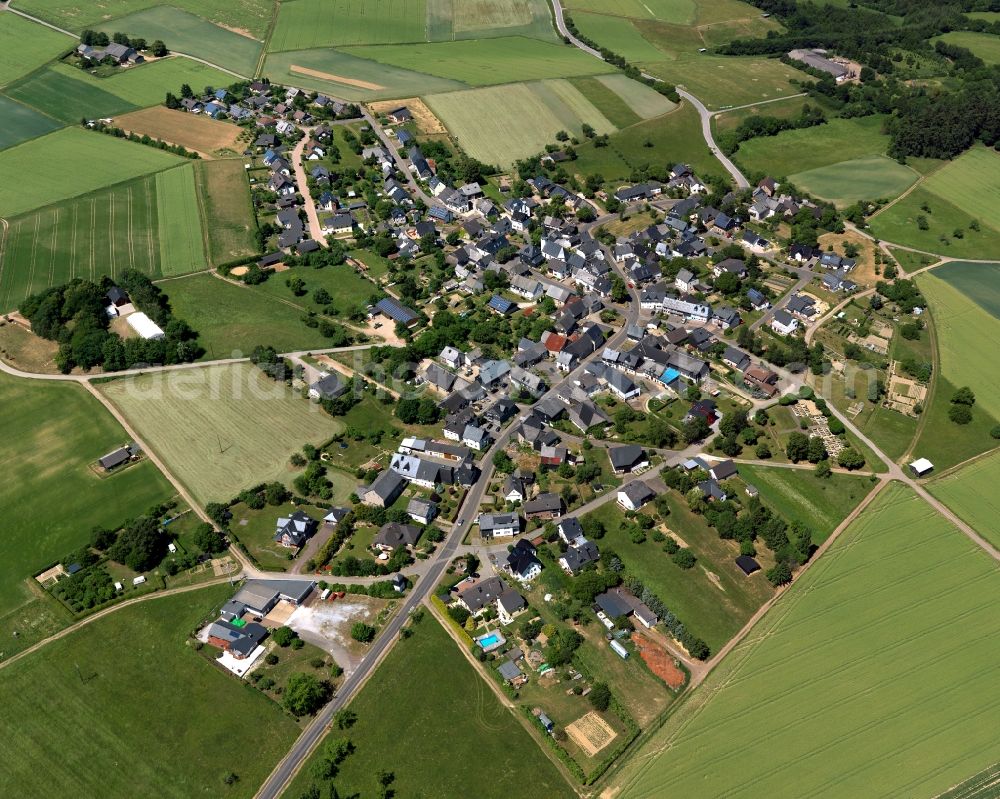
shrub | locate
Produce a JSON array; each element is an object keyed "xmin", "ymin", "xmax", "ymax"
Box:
[
  {"xmin": 672, "ymin": 549, "xmax": 696, "ymax": 569},
  {"xmin": 350, "ymin": 622, "xmax": 377, "ymax": 643}
]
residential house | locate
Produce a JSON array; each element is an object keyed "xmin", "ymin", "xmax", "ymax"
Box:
[
  {"xmin": 407, "ymin": 498, "xmax": 437, "ymax": 526},
  {"xmin": 608, "ymin": 445, "xmax": 648, "ymax": 475},
  {"xmin": 373, "ymin": 522, "xmax": 422, "ymax": 552},
  {"xmin": 274, "ymin": 510, "xmax": 318, "ymax": 548},
  {"xmin": 523, "ymin": 493, "xmax": 562, "ymax": 520},
  {"xmin": 505, "ymin": 539, "xmax": 543, "ymax": 582},
  {"xmin": 478, "ymin": 512, "xmax": 520, "ymax": 540},
  {"xmin": 617, "ymin": 481, "xmax": 655, "ymax": 511},
  {"xmin": 360, "ymin": 469, "xmax": 407, "ymax": 507},
  {"xmin": 771, "ymin": 309, "xmax": 799, "ymax": 336},
  {"xmin": 457, "ymin": 576, "xmax": 509, "ymax": 616}
]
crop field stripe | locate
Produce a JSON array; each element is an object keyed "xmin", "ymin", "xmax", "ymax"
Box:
[{"xmin": 155, "ymin": 165, "xmax": 207, "ymax": 276}]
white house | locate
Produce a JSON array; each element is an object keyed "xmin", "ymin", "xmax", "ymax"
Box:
[{"xmin": 770, "ymin": 309, "xmax": 799, "ymax": 336}]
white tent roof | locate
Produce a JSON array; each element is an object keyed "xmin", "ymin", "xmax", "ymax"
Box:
[{"xmin": 126, "ymin": 311, "xmax": 165, "ymax": 340}]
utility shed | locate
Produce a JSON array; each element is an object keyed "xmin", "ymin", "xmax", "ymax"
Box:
[{"xmin": 909, "ymin": 458, "xmax": 934, "ymax": 477}]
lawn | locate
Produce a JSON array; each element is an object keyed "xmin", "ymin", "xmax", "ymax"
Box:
[
  {"xmin": 0, "ymin": 174, "xmax": 163, "ymax": 311},
  {"xmin": 574, "ymin": 102, "xmax": 726, "ymax": 182},
  {"xmin": 584, "ymin": 497, "xmax": 774, "ymax": 653},
  {"xmin": 0, "ymin": 13, "xmax": 72, "ymax": 87},
  {"xmin": 930, "ymin": 450, "xmax": 1000, "ymax": 551},
  {"xmin": 640, "ymin": 54, "xmax": 807, "ymax": 110},
  {"xmin": 736, "ymin": 464, "xmax": 872, "ymax": 543},
  {"xmin": 17, "ymin": 0, "xmax": 276, "ymax": 38},
  {"xmin": 263, "ymin": 46, "xmax": 465, "ymax": 101},
  {"xmin": 595, "ymin": 73, "xmax": 676, "ymax": 118},
  {"xmin": 571, "ymin": 11, "xmax": 669, "ymax": 62},
  {"xmin": 0, "ymin": 584, "xmax": 301, "ymax": 798},
  {"xmin": 713, "ymin": 94, "xmax": 810, "ymax": 135},
  {"xmin": 155, "ymin": 164, "xmax": 208, "ymax": 275},
  {"xmin": 919, "ymin": 145, "xmax": 1000, "ymax": 233},
  {"xmin": 116, "ymin": 106, "xmax": 244, "ymax": 156},
  {"xmin": 0, "ymin": 94, "xmax": 61, "ymax": 151},
  {"xmin": 0, "ymin": 127, "xmax": 181, "ymax": 218},
  {"xmin": 0, "ymin": 371, "xmax": 176, "ymax": 612},
  {"xmin": 935, "ymin": 31, "xmax": 1000, "ymax": 65},
  {"xmin": 286, "ymin": 612, "xmax": 575, "ymax": 799},
  {"xmin": 98, "ymin": 363, "xmax": 345, "ymax": 504},
  {"xmin": 614, "ymin": 484, "xmax": 1000, "ymax": 799},
  {"xmin": 269, "ymin": 0, "xmax": 428, "ymax": 51},
  {"xmin": 194, "ymin": 159, "xmax": 259, "ymax": 264},
  {"xmin": 98, "ymin": 7, "xmax": 263, "ymax": 75},
  {"xmin": 253, "ymin": 262, "xmax": 381, "ymax": 318},
  {"xmin": 343, "ymin": 36, "xmax": 615, "ymax": 86},
  {"xmin": 932, "ymin": 261, "xmax": 1000, "ymax": 318},
  {"xmin": 426, "ymin": 80, "xmax": 616, "ymax": 166},
  {"xmin": 6, "ymin": 59, "xmax": 236, "ymax": 124},
  {"xmin": 917, "ymin": 271, "xmax": 1000, "ymax": 421},
  {"xmin": 912, "ymin": 375, "xmax": 999, "ymax": 473},
  {"xmin": 229, "ymin": 501, "xmax": 330, "ymax": 570},
  {"xmin": 565, "ymin": 0, "xmax": 696, "ymax": 22},
  {"xmin": 734, "ymin": 115, "xmax": 891, "ymax": 177},
  {"xmin": 790, "ymin": 155, "xmax": 918, "ymax": 207},
  {"xmin": 162, "ymin": 274, "xmax": 331, "ymax": 358}
]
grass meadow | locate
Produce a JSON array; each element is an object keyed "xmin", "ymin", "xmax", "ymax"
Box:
[
  {"xmin": 0, "ymin": 371, "xmax": 175, "ymax": 610},
  {"xmin": 614, "ymin": 484, "xmax": 1000, "ymax": 799},
  {"xmin": 343, "ymin": 36, "xmax": 615, "ymax": 86},
  {"xmin": 426, "ymin": 79, "xmax": 616, "ymax": 166},
  {"xmin": 564, "ymin": 0, "xmax": 696, "ymax": 21},
  {"xmin": 155, "ymin": 164, "xmax": 207, "ymax": 274},
  {"xmin": 162, "ymin": 274, "xmax": 331, "ymax": 358},
  {"xmin": 99, "ymin": 7, "xmax": 264, "ymax": 75},
  {"xmin": 917, "ymin": 271, "xmax": 1000, "ymax": 421},
  {"xmin": 595, "ymin": 73, "xmax": 676, "ymax": 118},
  {"xmin": 263, "ymin": 47, "xmax": 465, "ymax": 101},
  {"xmin": 0, "ymin": 13, "xmax": 71, "ymax": 87},
  {"xmin": 918, "ymin": 146, "xmax": 1000, "ymax": 232},
  {"xmin": 427, "ymin": 0, "xmax": 557, "ymax": 41},
  {"xmin": 935, "ymin": 31, "xmax": 1000, "ymax": 65},
  {"xmin": 252, "ymin": 262, "xmax": 380, "ymax": 317},
  {"xmin": 912, "ymin": 375, "xmax": 999, "ymax": 473},
  {"xmin": 734, "ymin": 115, "xmax": 891, "ymax": 177},
  {"xmin": 7, "ymin": 59, "xmax": 236, "ymax": 124},
  {"xmin": 194, "ymin": 160, "xmax": 259, "ymax": 264},
  {"xmin": 269, "ymin": 0, "xmax": 428, "ymax": 51},
  {"xmin": 0, "ymin": 584, "xmax": 300, "ymax": 798},
  {"xmin": 584, "ymin": 498, "xmax": 774, "ymax": 653},
  {"xmin": 16, "ymin": 0, "xmax": 275, "ymax": 38},
  {"xmin": 713, "ymin": 95, "xmax": 810, "ymax": 135},
  {"xmin": 570, "ymin": 77, "xmax": 643, "ymax": 128},
  {"xmin": 286, "ymin": 613, "xmax": 575, "ymax": 799},
  {"xmin": 0, "ymin": 95, "xmax": 60, "ymax": 151},
  {"xmin": 571, "ymin": 11, "xmax": 668, "ymax": 62},
  {"xmin": 931, "ymin": 261, "xmax": 1000, "ymax": 318},
  {"xmin": 735, "ymin": 465, "xmax": 872, "ymax": 543},
  {"xmin": 98, "ymin": 363, "xmax": 345, "ymax": 504},
  {"xmin": 790, "ymin": 155, "xmax": 918, "ymax": 207},
  {"xmin": 930, "ymin": 450, "xmax": 1000, "ymax": 551}
]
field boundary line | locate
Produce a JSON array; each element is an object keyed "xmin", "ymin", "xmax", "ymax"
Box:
[
  {"xmin": 26, "ymin": 214, "xmax": 39, "ymax": 299},
  {"xmin": 69, "ymin": 203, "xmax": 78, "ymax": 280},
  {"xmin": 48, "ymin": 207, "xmax": 58, "ymax": 286},
  {"xmin": 0, "ymin": 217, "xmax": 8, "ymax": 307},
  {"xmin": 867, "ymin": 161, "xmax": 948, "ymax": 221}
]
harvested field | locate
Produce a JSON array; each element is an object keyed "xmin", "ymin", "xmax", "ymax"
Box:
[
  {"xmin": 114, "ymin": 106, "xmax": 243, "ymax": 157},
  {"xmin": 289, "ymin": 65, "xmax": 384, "ymax": 90},
  {"xmin": 566, "ymin": 711, "xmax": 617, "ymax": 757},
  {"xmin": 369, "ymin": 97, "xmax": 447, "ymax": 133},
  {"xmin": 97, "ymin": 363, "xmax": 345, "ymax": 504},
  {"xmin": 631, "ymin": 632, "xmax": 686, "ymax": 689}
]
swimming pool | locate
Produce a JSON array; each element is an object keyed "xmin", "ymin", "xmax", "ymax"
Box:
[{"xmin": 476, "ymin": 631, "xmax": 506, "ymax": 652}]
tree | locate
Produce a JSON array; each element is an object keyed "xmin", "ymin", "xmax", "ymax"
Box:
[
  {"xmin": 588, "ymin": 681, "xmax": 612, "ymax": 711},
  {"xmin": 836, "ymin": 448, "xmax": 866, "ymax": 470},
  {"xmin": 351, "ymin": 622, "xmax": 377, "ymax": 643},
  {"xmin": 272, "ymin": 626, "xmax": 299, "ymax": 647},
  {"xmin": 815, "ymin": 459, "xmax": 832, "ymax": 479},
  {"xmin": 193, "ymin": 522, "xmax": 227, "ymax": 554},
  {"xmin": 672, "ymin": 548, "xmax": 696, "ymax": 569},
  {"xmin": 767, "ymin": 562, "xmax": 793, "ymax": 586},
  {"xmin": 492, "ymin": 451, "xmax": 515, "ymax": 473},
  {"xmin": 786, "ymin": 431, "xmax": 810, "ymax": 462},
  {"xmin": 151, "ymin": 39, "xmax": 168, "ymax": 57},
  {"xmin": 334, "ymin": 709, "xmax": 357, "ymax": 729},
  {"xmin": 806, "ymin": 436, "xmax": 827, "ymax": 463},
  {"xmin": 682, "ymin": 415, "xmax": 710, "ymax": 443},
  {"xmin": 107, "ymin": 516, "xmax": 167, "ymax": 571},
  {"xmin": 283, "ymin": 673, "xmax": 331, "ymax": 716},
  {"xmin": 949, "ymin": 404, "xmax": 973, "ymax": 425},
  {"xmin": 951, "ymin": 386, "xmax": 976, "ymax": 406},
  {"xmin": 755, "ymin": 441, "xmax": 772, "ymax": 459}
]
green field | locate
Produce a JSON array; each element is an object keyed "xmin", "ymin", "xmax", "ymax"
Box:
[
  {"xmin": 162, "ymin": 274, "xmax": 332, "ymax": 357},
  {"xmin": 735, "ymin": 115, "xmax": 891, "ymax": 177},
  {"xmin": 426, "ymin": 79, "xmax": 616, "ymax": 166},
  {"xmin": 930, "ymin": 450, "xmax": 1000, "ymax": 551},
  {"xmin": 0, "ymin": 94, "xmax": 60, "ymax": 151},
  {"xmin": 570, "ymin": 76, "xmax": 642, "ymax": 128},
  {"xmin": 736, "ymin": 465, "xmax": 872, "ymax": 543},
  {"xmin": 0, "ymin": 584, "xmax": 300, "ymax": 798},
  {"xmin": 155, "ymin": 164, "xmax": 207, "ymax": 274},
  {"xmin": 253, "ymin": 263, "xmax": 380, "ymax": 317},
  {"xmin": 713, "ymin": 94, "xmax": 810, "ymax": 135},
  {"xmin": 0, "ymin": 372, "xmax": 175, "ymax": 612},
  {"xmin": 287, "ymin": 613, "xmax": 575, "ymax": 799},
  {"xmin": 427, "ymin": 0, "xmax": 558, "ymax": 41},
  {"xmin": 912, "ymin": 375, "xmax": 1000, "ymax": 473},
  {"xmin": 15, "ymin": 0, "xmax": 276, "ymax": 38},
  {"xmin": 790, "ymin": 155, "xmax": 918, "ymax": 207},
  {"xmin": 936, "ymin": 31, "xmax": 1000, "ymax": 65},
  {"xmin": 343, "ymin": 36, "xmax": 615, "ymax": 85},
  {"xmin": 263, "ymin": 47, "xmax": 465, "ymax": 101},
  {"xmin": 7, "ymin": 59, "xmax": 237, "ymax": 124},
  {"xmin": 585, "ymin": 497, "xmax": 774, "ymax": 653},
  {"xmin": 99, "ymin": 7, "xmax": 264, "ymax": 76},
  {"xmin": 194, "ymin": 160, "xmax": 258, "ymax": 264},
  {"xmin": 919, "ymin": 146, "xmax": 1000, "ymax": 232},
  {"xmin": 615, "ymin": 484, "xmax": 1000, "ymax": 799},
  {"xmin": 918, "ymin": 271, "xmax": 1000, "ymax": 421},
  {"xmin": 0, "ymin": 13, "xmax": 72, "ymax": 87},
  {"xmin": 573, "ymin": 102, "xmax": 726, "ymax": 182},
  {"xmin": 571, "ymin": 11, "xmax": 668, "ymax": 62},
  {"xmin": 931, "ymin": 261, "xmax": 1000, "ymax": 318},
  {"xmin": 270, "ymin": 0, "xmax": 428, "ymax": 51},
  {"xmin": 98, "ymin": 363, "xmax": 345, "ymax": 504},
  {"xmin": 565, "ymin": 0, "xmax": 696, "ymax": 22},
  {"xmin": 641, "ymin": 54, "xmax": 805, "ymax": 110},
  {"xmin": 595, "ymin": 73, "xmax": 676, "ymax": 118}
]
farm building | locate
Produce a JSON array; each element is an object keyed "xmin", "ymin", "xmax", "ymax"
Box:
[
  {"xmin": 909, "ymin": 458, "xmax": 934, "ymax": 477},
  {"xmin": 98, "ymin": 446, "xmax": 132, "ymax": 471},
  {"xmin": 374, "ymin": 297, "xmax": 419, "ymax": 327},
  {"xmin": 735, "ymin": 555, "xmax": 761, "ymax": 576},
  {"xmin": 126, "ymin": 311, "xmax": 165, "ymax": 340}
]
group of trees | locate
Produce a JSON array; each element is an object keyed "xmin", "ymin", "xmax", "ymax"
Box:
[
  {"xmin": 79, "ymin": 30, "xmax": 167, "ymax": 57},
  {"xmin": 949, "ymin": 385, "xmax": 976, "ymax": 424},
  {"xmin": 20, "ymin": 272, "xmax": 200, "ymax": 372}
]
